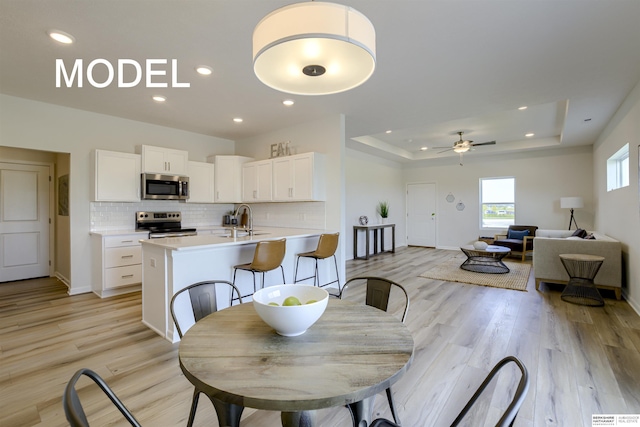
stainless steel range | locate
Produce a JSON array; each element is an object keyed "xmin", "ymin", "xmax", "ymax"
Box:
[{"xmin": 136, "ymin": 211, "xmax": 197, "ymax": 238}]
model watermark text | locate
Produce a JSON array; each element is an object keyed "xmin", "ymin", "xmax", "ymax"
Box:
[{"xmin": 55, "ymin": 59, "xmax": 190, "ymax": 88}]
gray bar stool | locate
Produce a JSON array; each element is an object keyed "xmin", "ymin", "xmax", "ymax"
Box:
[
  {"xmin": 232, "ymin": 238, "xmax": 286, "ymax": 304},
  {"xmin": 293, "ymin": 232, "xmax": 340, "ymax": 291}
]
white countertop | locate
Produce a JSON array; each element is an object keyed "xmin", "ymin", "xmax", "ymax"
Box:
[{"xmin": 140, "ymin": 227, "xmax": 328, "ymax": 251}]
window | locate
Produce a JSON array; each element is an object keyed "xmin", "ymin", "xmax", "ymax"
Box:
[
  {"xmin": 607, "ymin": 143, "xmax": 629, "ymax": 191},
  {"xmin": 480, "ymin": 177, "xmax": 515, "ymax": 228}
]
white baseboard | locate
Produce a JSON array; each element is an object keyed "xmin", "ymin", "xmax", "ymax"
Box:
[{"xmin": 622, "ymin": 289, "xmax": 640, "ymax": 317}]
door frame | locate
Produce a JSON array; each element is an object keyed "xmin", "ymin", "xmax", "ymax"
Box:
[
  {"xmin": 405, "ymin": 181, "xmax": 437, "ymax": 248},
  {"xmin": 0, "ymin": 160, "xmax": 55, "ymax": 280}
]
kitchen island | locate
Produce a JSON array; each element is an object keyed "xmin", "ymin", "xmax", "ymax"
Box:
[{"xmin": 140, "ymin": 227, "xmax": 329, "ymax": 342}]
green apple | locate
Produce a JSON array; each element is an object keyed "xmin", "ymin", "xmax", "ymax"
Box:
[
  {"xmin": 282, "ymin": 296, "xmax": 302, "ymax": 306},
  {"xmin": 305, "ymin": 300, "xmax": 317, "ymax": 304},
  {"xmin": 268, "ymin": 302, "xmax": 279, "ymax": 306}
]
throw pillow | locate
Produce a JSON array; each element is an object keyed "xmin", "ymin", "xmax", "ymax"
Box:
[
  {"xmin": 571, "ymin": 228, "xmax": 587, "ymax": 238},
  {"xmin": 507, "ymin": 229, "xmax": 530, "ymax": 240}
]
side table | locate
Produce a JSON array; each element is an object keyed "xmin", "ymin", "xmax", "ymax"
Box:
[{"xmin": 559, "ymin": 253, "xmax": 605, "ymax": 307}]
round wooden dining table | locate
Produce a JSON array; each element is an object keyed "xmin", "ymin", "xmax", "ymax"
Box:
[{"xmin": 178, "ymin": 298, "xmax": 414, "ymax": 427}]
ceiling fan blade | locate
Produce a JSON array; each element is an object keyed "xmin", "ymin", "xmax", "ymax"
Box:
[
  {"xmin": 470, "ymin": 141, "xmax": 496, "ymax": 147},
  {"xmin": 437, "ymin": 148, "xmax": 454, "ymax": 154}
]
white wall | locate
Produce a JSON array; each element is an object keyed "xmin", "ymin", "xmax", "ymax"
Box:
[
  {"xmin": 593, "ymin": 79, "xmax": 640, "ymax": 312},
  {"xmin": 0, "ymin": 94, "xmax": 234, "ymax": 294},
  {"xmin": 345, "ymin": 149, "xmax": 406, "ymax": 259},
  {"xmin": 235, "ymin": 115, "xmax": 346, "ymax": 281},
  {"xmin": 402, "ymin": 146, "xmax": 594, "ymax": 249}
]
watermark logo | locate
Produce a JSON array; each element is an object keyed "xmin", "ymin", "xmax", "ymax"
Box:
[
  {"xmin": 593, "ymin": 414, "xmax": 640, "ymax": 426},
  {"xmin": 55, "ymin": 59, "xmax": 190, "ymax": 88}
]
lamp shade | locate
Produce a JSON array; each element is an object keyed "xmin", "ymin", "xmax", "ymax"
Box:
[
  {"xmin": 560, "ymin": 197, "xmax": 584, "ymax": 209},
  {"xmin": 253, "ymin": 2, "xmax": 376, "ymax": 95}
]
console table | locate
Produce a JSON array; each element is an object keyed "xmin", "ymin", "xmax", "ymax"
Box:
[{"xmin": 353, "ymin": 223, "xmax": 395, "ymax": 260}]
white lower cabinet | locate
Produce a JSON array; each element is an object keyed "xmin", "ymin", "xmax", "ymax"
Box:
[{"xmin": 92, "ymin": 233, "xmax": 146, "ymax": 297}]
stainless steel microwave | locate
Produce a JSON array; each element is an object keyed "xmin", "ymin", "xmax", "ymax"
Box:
[{"xmin": 141, "ymin": 173, "xmax": 189, "ymax": 200}]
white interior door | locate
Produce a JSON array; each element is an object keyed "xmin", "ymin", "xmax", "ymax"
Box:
[
  {"xmin": 407, "ymin": 183, "xmax": 436, "ymax": 247},
  {"xmin": 0, "ymin": 162, "xmax": 51, "ymax": 282}
]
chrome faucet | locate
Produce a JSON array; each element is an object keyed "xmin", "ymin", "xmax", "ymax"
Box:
[{"xmin": 234, "ymin": 204, "xmax": 253, "ymax": 235}]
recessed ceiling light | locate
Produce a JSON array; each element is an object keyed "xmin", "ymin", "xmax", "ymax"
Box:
[
  {"xmin": 48, "ymin": 30, "xmax": 75, "ymax": 44},
  {"xmin": 195, "ymin": 66, "xmax": 213, "ymax": 75},
  {"xmin": 385, "ymin": 130, "xmax": 392, "ymax": 134},
  {"xmin": 233, "ymin": 117, "xmax": 243, "ymax": 123},
  {"xmin": 420, "ymin": 147, "xmax": 428, "ymax": 151},
  {"xmin": 152, "ymin": 95, "xmax": 166, "ymax": 102},
  {"xmin": 282, "ymin": 99, "xmax": 294, "ymax": 106},
  {"xmin": 518, "ymin": 106, "xmax": 528, "ymax": 110},
  {"xmin": 525, "ymin": 133, "xmax": 534, "ymax": 137}
]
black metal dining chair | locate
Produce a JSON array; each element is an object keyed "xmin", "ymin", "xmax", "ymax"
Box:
[
  {"xmin": 369, "ymin": 356, "xmax": 529, "ymax": 427},
  {"xmin": 340, "ymin": 276, "xmax": 410, "ymax": 426},
  {"xmin": 63, "ymin": 368, "xmax": 141, "ymax": 427},
  {"xmin": 170, "ymin": 280, "xmax": 243, "ymax": 427}
]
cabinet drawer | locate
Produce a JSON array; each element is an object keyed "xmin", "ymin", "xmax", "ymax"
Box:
[
  {"xmin": 104, "ymin": 235, "xmax": 143, "ymax": 248},
  {"xmin": 105, "ymin": 265, "xmax": 142, "ymax": 289},
  {"xmin": 105, "ymin": 246, "xmax": 142, "ymax": 268}
]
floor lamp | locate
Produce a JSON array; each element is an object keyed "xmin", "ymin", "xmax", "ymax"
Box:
[{"xmin": 560, "ymin": 197, "xmax": 583, "ymax": 230}]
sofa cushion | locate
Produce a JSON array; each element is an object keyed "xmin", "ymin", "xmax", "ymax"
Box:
[
  {"xmin": 572, "ymin": 228, "xmax": 587, "ymax": 238},
  {"xmin": 507, "ymin": 229, "xmax": 530, "ymax": 240},
  {"xmin": 494, "ymin": 238, "xmax": 534, "ymax": 251}
]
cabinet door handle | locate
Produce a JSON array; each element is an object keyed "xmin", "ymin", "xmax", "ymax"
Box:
[
  {"xmin": 121, "ymin": 274, "xmax": 134, "ymax": 279},
  {"xmin": 121, "ymin": 255, "xmax": 134, "ymax": 259},
  {"xmin": 120, "ymin": 240, "xmax": 133, "ymax": 243}
]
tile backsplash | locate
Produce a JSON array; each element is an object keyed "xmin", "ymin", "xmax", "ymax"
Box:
[{"xmin": 90, "ymin": 201, "xmax": 326, "ymax": 231}]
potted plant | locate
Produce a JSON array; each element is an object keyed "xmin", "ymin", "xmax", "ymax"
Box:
[{"xmin": 377, "ymin": 201, "xmax": 389, "ymax": 223}]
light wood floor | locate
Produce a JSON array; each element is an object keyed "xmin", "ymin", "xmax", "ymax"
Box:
[{"xmin": 2, "ymin": 247, "xmax": 639, "ymax": 427}]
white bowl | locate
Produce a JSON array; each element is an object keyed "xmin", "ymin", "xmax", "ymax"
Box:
[{"xmin": 252, "ymin": 284, "xmax": 329, "ymax": 336}]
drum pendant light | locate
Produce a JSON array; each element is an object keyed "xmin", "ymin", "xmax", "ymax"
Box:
[{"xmin": 253, "ymin": 1, "xmax": 376, "ymax": 95}]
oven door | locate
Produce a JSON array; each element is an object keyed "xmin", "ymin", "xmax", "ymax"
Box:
[{"xmin": 142, "ymin": 173, "xmax": 189, "ymax": 200}]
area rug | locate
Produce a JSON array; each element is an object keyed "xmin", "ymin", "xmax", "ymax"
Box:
[{"xmin": 419, "ymin": 256, "xmax": 531, "ymax": 291}]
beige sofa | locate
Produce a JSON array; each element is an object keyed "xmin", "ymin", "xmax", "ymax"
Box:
[{"xmin": 533, "ymin": 229, "xmax": 622, "ymax": 299}]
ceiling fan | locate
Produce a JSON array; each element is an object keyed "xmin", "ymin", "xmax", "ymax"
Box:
[{"xmin": 433, "ymin": 131, "xmax": 496, "ymax": 165}]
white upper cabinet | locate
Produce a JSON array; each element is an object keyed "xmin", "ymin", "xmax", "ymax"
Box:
[
  {"xmin": 209, "ymin": 155, "xmax": 254, "ymax": 203},
  {"xmin": 272, "ymin": 152, "xmax": 326, "ymax": 202},
  {"xmin": 242, "ymin": 159, "xmax": 273, "ymax": 202},
  {"xmin": 140, "ymin": 145, "xmax": 188, "ymax": 175},
  {"xmin": 93, "ymin": 149, "xmax": 141, "ymax": 202},
  {"xmin": 186, "ymin": 161, "xmax": 215, "ymax": 203}
]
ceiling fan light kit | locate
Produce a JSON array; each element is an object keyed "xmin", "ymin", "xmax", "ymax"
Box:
[
  {"xmin": 252, "ymin": 1, "xmax": 376, "ymax": 95},
  {"xmin": 432, "ymin": 131, "xmax": 496, "ymax": 165}
]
